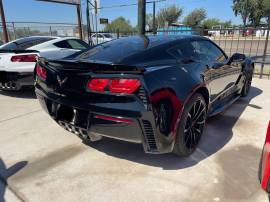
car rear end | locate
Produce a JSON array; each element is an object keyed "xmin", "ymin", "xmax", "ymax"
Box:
[
  {"xmin": 260, "ymin": 121, "xmax": 270, "ymax": 195},
  {"xmin": 0, "ymin": 50, "xmax": 38, "ymax": 90},
  {"xmin": 0, "ymin": 36, "xmax": 56, "ymax": 90},
  {"xmin": 34, "ymin": 58, "xmax": 165, "ymax": 153}
]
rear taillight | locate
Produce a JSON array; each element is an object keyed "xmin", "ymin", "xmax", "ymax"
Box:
[
  {"xmin": 109, "ymin": 79, "xmax": 141, "ymax": 94},
  {"xmin": 87, "ymin": 79, "xmax": 110, "ymax": 92},
  {"xmin": 36, "ymin": 64, "xmax": 47, "ymax": 80},
  {"xmin": 87, "ymin": 78, "xmax": 141, "ymax": 94},
  {"xmin": 261, "ymin": 121, "xmax": 270, "ymax": 192},
  {"xmin": 11, "ymin": 54, "xmax": 37, "ymax": 62}
]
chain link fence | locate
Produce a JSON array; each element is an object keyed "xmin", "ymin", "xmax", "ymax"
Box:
[{"xmin": 0, "ymin": 22, "xmax": 82, "ymax": 42}]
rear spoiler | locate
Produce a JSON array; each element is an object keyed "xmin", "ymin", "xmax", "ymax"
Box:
[
  {"xmin": 38, "ymin": 58, "xmax": 146, "ymax": 74},
  {"xmin": 0, "ymin": 49, "xmax": 39, "ymax": 54}
]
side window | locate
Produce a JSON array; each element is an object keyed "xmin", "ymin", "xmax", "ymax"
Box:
[
  {"xmin": 167, "ymin": 40, "xmax": 200, "ymax": 62},
  {"xmin": 97, "ymin": 34, "xmax": 104, "ymax": 38},
  {"xmin": 54, "ymin": 40, "xmax": 71, "ymax": 49},
  {"xmin": 191, "ymin": 40, "xmax": 227, "ymax": 62},
  {"xmin": 66, "ymin": 39, "xmax": 89, "ymax": 50}
]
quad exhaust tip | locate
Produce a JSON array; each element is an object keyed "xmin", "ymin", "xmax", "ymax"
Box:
[
  {"xmin": 58, "ymin": 120, "xmax": 89, "ymax": 140},
  {"xmin": 0, "ymin": 82, "xmax": 17, "ymax": 90}
]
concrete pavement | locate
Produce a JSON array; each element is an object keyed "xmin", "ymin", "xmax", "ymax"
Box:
[{"xmin": 0, "ymin": 78, "xmax": 269, "ymax": 202}]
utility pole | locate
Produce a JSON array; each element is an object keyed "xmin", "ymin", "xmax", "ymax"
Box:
[
  {"xmin": 0, "ymin": 0, "xmax": 8, "ymax": 43},
  {"xmin": 94, "ymin": 0, "xmax": 98, "ymax": 44},
  {"xmin": 138, "ymin": 0, "xmax": 146, "ymax": 35},
  {"xmin": 152, "ymin": 1, "xmax": 156, "ymax": 34},
  {"xmin": 76, "ymin": 4, "xmax": 83, "ymax": 40},
  {"xmin": 260, "ymin": 17, "xmax": 270, "ymax": 78},
  {"xmin": 86, "ymin": 0, "xmax": 91, "ymax": 44}
]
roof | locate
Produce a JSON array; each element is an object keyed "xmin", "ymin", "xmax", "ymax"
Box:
[{"xmin": 75, "ymin": 35, "xmax": 208, "ymax": 65}]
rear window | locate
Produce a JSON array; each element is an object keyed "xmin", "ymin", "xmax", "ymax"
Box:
[
  {"xmin": 0, "ymin": 37, "xmax": 54, "ymax": 50},
  {"xmin": 76, "ymin": 37, "xmax": 149, "ymax": 62}
]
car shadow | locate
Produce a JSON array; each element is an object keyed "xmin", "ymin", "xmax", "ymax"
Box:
[
  {"xmin": 0, "ymin": 158, "xmax": 27, "ymax": 202},
  {"xmin": 0, "ymin": 89, "xmax": 36, "ymax": 99},
  {"xmin": 83, "ymin": 86, "xmax": 262, "ymax": 170}
]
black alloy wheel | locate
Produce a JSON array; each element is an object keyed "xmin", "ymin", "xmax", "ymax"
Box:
[
  {"xmin": 174, "ymin": 93, "xmax": 207, "ymax": 156},
  {"xmin": 158, "ymin": 101, "xmax": 172, "ymax": 135},
  {"xmin": 241, "ymin": 69, "xmax": 253, "ymax": 97}
]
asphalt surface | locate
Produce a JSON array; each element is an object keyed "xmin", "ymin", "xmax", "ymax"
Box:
[{"xmin": 0, "ymin": 78, "xmax": 269, "ymax": 202}]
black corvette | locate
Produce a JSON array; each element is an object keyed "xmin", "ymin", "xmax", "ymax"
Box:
[{"xmin": 35, "ymin": 35, "xmax": 254, "ymax": 156}]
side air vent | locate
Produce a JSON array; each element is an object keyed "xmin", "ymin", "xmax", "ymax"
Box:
[
  {"xmin": 137, "ymin": 87, "xmax": 148, "ymax": 107},
  {"xmin": 142, "ymin": 120, "xmax": 157, "ymax": 151}
]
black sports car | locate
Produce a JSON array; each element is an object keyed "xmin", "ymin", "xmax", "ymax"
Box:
[{"xmin": 35, "ymin": 35, "xmax": 254, "ymax": 156}]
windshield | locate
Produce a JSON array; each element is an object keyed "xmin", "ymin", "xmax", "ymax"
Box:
[{"xmin": 103, "ymin": 34, "xmax": 113, "ymax": 38}]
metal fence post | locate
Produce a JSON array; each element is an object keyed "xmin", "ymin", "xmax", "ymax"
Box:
[
  {"xmin": 49, "ymin": 26, "xmax": 52, "ymax": 36},
  {"xmin": 117, "ymin": 29, "xmax": 119, "ymax": 39},
  {"xmin": 12, "ymin": 22, "xmax": 16, "ymax": 40},
  {"xmin": 260, "ymin": 18, "xmax": 270, "ymax": 79}
]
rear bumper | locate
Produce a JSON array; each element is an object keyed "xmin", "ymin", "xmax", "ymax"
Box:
[
  {"xmin": 0, "ymin": 71, "xmax": 34, "ymax": 90},
  {"xmin": 35, "ymin": 87, "xmax": 174, "ymax": 154}
]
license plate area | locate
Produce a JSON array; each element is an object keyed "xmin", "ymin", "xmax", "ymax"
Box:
[
  {"xmin": 0, "ymin": 71, "xmax": 7, "ymax": 82},
  {"xmin": 46, "ymin": 100, "xmax": 90, "ymax": 130},
  {"xmin": 57, "ymin": 104, "xmax": 90, "ymax": 129}
]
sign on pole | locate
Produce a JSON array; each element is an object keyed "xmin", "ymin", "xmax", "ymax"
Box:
[
  {"xmin": 37, "ymin": 0, "xmax": 81, "ymax": 5},
  {"xmin": 100, "ymin": 18, "xmax": 108, "ymax": 24}
]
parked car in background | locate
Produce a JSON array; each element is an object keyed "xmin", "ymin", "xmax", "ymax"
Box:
[
  {"xmin": 0, "ymin": 36, "xmax": 90, "ymax": 90},
  {"xmin": 208, "ymin": 25, "xmax": 225, "ymax": 37},
  {"xmin": 259, "ymin": 121, "xmax": 270, "ymax": 198},
  {"xmin": 244, "ymin": 28, "xmax": 254, "ymax": 36},
  {"xmin": 35, "ymin": 35, "xmax": 254, "ymax": 156},
  {"xmin": 90, "ymin": 33, "xmax": 114, "ymax": 45}
]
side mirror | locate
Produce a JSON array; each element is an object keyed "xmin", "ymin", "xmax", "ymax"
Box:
[{"xmin": 230, "ymin": 53, "xmax": 246, "ymax": 63}]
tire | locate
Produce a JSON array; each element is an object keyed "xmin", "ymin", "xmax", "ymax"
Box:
[
  {"xmin": 241, "ymin": 68, "xmax": 253, "ymax": 97},
  {"xmin": 173, "ymin": 93, "xmax": 207, "ymax": 156}
]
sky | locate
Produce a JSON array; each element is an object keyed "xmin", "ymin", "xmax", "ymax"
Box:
[{"xmin": 3, "ymin": 0, "xmax": 242, "ymax": 26}]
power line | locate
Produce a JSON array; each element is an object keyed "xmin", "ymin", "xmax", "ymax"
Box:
[{"xmin": 95, "ymin": 0, "xmax": 166, "ymax": 10}]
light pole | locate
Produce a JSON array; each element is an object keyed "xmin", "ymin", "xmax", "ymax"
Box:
[
  {"xmin": 138, "ymin": 0, "xmax": 146, "ymax": 35},
  {"xmin": 153, "ymin": 1, "xmax": 156, "ymax": 34},
  {"xmin": 0, "ymin": 0, "xmax": 8, "ymax": 43},
  {"xmin": 76, "ymin": 4, "xmax": 83, "ymax": 40}
]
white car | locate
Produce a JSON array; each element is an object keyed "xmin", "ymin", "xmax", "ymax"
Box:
[
  {"xmin": 91, "ymin": 33, "xmax": 114, "ymax": 45},
  {"xmin": 0, "ymin": 36, "xmax": 90, "ymax": 90}
]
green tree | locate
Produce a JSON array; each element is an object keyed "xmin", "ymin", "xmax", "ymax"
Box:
[
  {"xmin": 247, "ymin": 0, "xmax": 270, "ymax": 27},
  {"xmin": 263, "ymin": 0, "xmax": 270, "ymax": 20},
  {"xmin": 104, "ymin": 17, "xmax": 134, "ymax": 34},
  {"xmin": 202, "ymin": 18, "xmax": 221, "ymax": 29},
  {"xmin": 183, "ymin": 8, "xmax": 207, "ymax": 27},
  {"xmin": 156, "ymin": 5, "xmax": 183, "ymax": 27},
  {"xmin": 232, "ymin": 0, "xmax": 257, "ymax": 28},
  {"xmin": 249, "ymin": 0, "xmax": 265, "ymax": 26}
]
